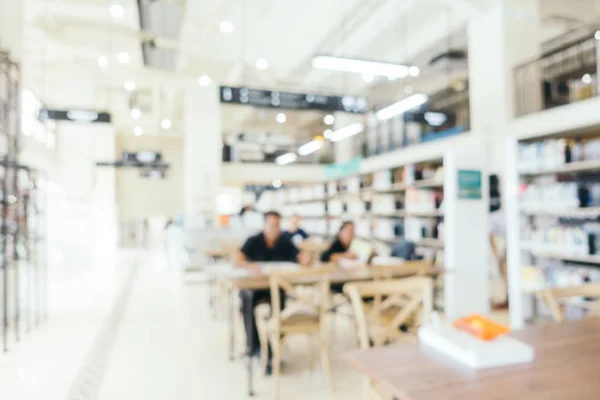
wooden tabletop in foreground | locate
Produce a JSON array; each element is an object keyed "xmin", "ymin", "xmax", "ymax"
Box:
[{"xmin": 343, "ymin": 318, "xmax": 600, "ymax": 400}]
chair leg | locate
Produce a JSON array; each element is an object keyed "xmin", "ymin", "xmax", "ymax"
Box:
[
  {"xmin": 270, "ymin": 331, "xmax": 282, "ymax": 400},
  {"xmin": 254, "ymin": 309, "xmax": 269, "ymax": 374},
  {"xmin": 319, "ymin": 327, "xmax": 334, "ymax": 390}
]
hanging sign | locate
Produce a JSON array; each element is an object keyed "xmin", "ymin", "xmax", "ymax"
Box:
[
  {"xmin": 40, "ymin": 108, "xmax": 112, "ymax": 123},
  {"xmin": 458, "ymin": 169, "xmax": 482, "ymax": 199},
  {"xmin": 219, "ymin": 86, "xmax": 368, "ymax": 114}
]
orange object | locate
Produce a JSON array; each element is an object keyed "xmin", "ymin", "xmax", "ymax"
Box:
[{"xmin": 453, "ymin": 314, "xmax": 510, "ymax": 341}]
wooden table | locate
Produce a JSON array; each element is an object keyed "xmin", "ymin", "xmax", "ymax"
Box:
[
  {"xmin": 226, "ymin": 264, "xmax": 443, "ymax": 397},
  {"xmin": 343, "ymin": 318, "xmax": 600, "ymax": 400}
]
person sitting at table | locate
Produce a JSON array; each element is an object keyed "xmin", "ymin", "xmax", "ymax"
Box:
[
  {"xmin": 320, "ymin": 221, "xmax": 358, "ymax": 264},
  {"xmin": 282, "ymin": 214, "xmax": 309, "ymax": 246},
  {"xmin": 234, "ymin": 210, "xmax": 310, "ymax": 374}
]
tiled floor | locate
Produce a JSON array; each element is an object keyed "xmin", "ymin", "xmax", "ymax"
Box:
[{"xmin": 0, "ymin": 250, "xmax": 365, "ymax": 400}]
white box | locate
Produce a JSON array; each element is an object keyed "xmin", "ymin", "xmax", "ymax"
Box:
[{"xmin": 418, "ymin": 324, "xmax": 535, "ymax": 369}]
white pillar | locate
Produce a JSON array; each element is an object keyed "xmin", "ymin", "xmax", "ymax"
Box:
[
  {"xmin": 468, "ymin": 0, "xmax": 540, "ymax": 175},
  {"xmin": 58, "ymin": 123, "xmax": 116, "ymax": 268},
  {"xmin": 0, "ymin": 0, "xmax": 24, "ymax": 60},
  {"xmin": 333, "ymin": 112, "xmax": 361, "ymax": 164},
  {"xmin": 183, "ymin": 84, "xmax": 222, "ymax": 228}
]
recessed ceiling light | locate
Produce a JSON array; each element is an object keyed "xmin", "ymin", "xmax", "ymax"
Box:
[
  {"xmin": 276, "ymin": 113, "xmax": 286, "ymax": 124},
  {"xmin": 362, "ymin": 73, "xmax": 374, "ymax": 82},
  {"xmin": 275, "ymin": 152, "xmax": 297, "ymax": 165},
  {"xmin": 595, "ymin": 30, "xmax": 600, "ymax": 40},
  {"xmin": 582, "ymin": 74, "xmax": 593, "ymax": 84},
  {"xmin": 117, "ymin": 52, "xmax": 130, "ymax": 64},
  {"xmin": 161, "ymin": 119, "xmax": 172, "ymax": 130},
  {"xmin": 220, "ymin": 21, "xmax": 234, "ymax": 34},
  {"xmin": 134, "ymin": 126, "xmax": 143, "ymax": 136},
  {"xmin": 131, "ymin": 108, "xmax": 141, "ymax": 119},
  {"xmin": 272, "ymin": 179, "xmax": 282, "ymax": 188},
  {"xmin": 323, "ymin": 129, "xmax": 333, "ymax": 139},
  {"xmin": 404, "ymin": 86, "xmax": 413, "ymax": 95},
  {"xmin": 198, "ymin": 75, "xmax": 211, "ymax": 87},
  {"xmin": 376, "ymin": 93, "xmax": 428, "ymax": 121},
  {"xmin": 97, "ymin": 55, "xmax": 108, "ymax": 68},
  {"xmin": 124, "ymin": 80, "xmax": 136, "ymax": 92},
  {"xmin": 256, "ymin": 58, "xmax": 269, "ymax": 70},
  {"xmin": 324, "ymin": 114, "xmax": 335, "ymax": 125},
  {"xmin": 109, "ymin": 4, "xmax": 124, "ymax": 18},
  {"xmin": 408, "ymin": 66, "xmax": 420, "ymax": 77}
]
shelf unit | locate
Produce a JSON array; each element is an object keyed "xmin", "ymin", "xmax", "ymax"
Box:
[
  {"xmin": 506, "ymin": 126, "xmax": 600, "ymax": 328},
  {"xmin": 0, "ymin": 50, "xmax": 46, "ymax": 352}
]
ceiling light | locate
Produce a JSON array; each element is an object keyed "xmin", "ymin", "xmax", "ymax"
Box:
[
  {"xmin": 323, "ymin": 129, "xmax": 333, "ymax": 139},
  {"xmin": 408, "ymin": 66, "xmax": 420, "ymax": 77},
  {"xmin": 324, "ymin": 114, "xmax": 335, "ymax": 125},
  {"xmin": 275, "ymin": 152, "xmax": 297, "ymax": 165},
  {"xmin": 312, "ymin": 55, "xmax": 414, "ymax": 79},
  {"xmin": 161, "ymin": 119, "xmax": 172, "ymax": 130},
  {"xmin": 596, "ymin": 30, "xmax": 600, "ymax": 40},
  {"xmin": 124, "ymin": 80, "xmax": 136, "ymax": 92},
  {"xmin": 198, "ymin": 75, "xmax": 211, "ymax": 87},
  {"xmin": 220, "ymin": 21, "xmax": 234, "ymax": 34},
  {"xmin": 134, "ymin": 126, "xmax": 143, "ymax": 136},
  {"xmin": 109, "ymin": 4, "xmax": 124, "ymax": 18},
  {"xmin": 362, "ymin": 73, "xmax": 374, "ymax": 82},
  {"xmin": 328, "ymin": 123, "xmax": 365, "ymax": 143},
  {"xmin": 97, "ymin": 55, "xmax": 108, "ymax": 68},
  {"xmin": 404, "ymin": 86, "xmax": 413, "ymax": 94},
  {"xmin": 582, "ymin": 74, "xmax": 593, "ymax": 85},
  {"xmin": 117, "ymin": 52, "xmax": 130, "ymax": 64},
  {"xmin": 276, "ymin": 113, "xmax": 286, "ymax": 124},
  {"xmin": 376, "ymin": 93, "xmax": 428, "ymax": 121},
  {"xmin": 272, "ymin": 179, "xmax": 282, "ymax": 188},
  {"xmin": 130, "ymin": 108, "xmax": 141, "ymax": 119},
  {"xmin": 298, "ymin": 139, "xmax": 324, "ymax": 156},
  {"xmin": 424, "ymin": 112, "xmax": 448, "ymax": 127},
  {"xmin": 256, "ymin": 58, "xmax": 269, "ymax": 70}
]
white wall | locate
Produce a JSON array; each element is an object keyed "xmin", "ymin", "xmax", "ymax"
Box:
[{"xmin": 116, "ymin": 135, "xmax": 184, "ymax": 220}]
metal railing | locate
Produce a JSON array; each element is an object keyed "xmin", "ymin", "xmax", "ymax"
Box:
[{"xmin": 515, "ymin": 31, "xmax": 600, "ymax": 117}]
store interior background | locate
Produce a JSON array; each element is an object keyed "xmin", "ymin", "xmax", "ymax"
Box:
[{"xmin": 0, "ymin": 0, "xmax": 600, "ymax": 390}]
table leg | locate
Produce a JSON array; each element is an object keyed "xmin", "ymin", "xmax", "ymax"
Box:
[
  {"xmin": 229, "ymin": 286, "xmax": 235, "ymax": 361},
  {"xmin": 247, "ymin": 323, "xmax": 255, "ymax": 397}
]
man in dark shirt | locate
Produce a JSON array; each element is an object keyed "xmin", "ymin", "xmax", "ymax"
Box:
[{"xmin": 234, "ymin": 210, "xmax": 309, "ymax": 373}]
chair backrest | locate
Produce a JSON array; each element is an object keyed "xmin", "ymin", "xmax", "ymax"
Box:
[
  {"xmin": 372, "ymin": 260, "xmax": 433, "ymax": 280},
  {"xmin": 540, "ymin": 282, "xmax": 600, "ymax": 323},
  {"xmin": 269, "ymin": 267, "xmax": 334, "ymax": 324},
  {"xmin": 344, "ymin": 276, "xmax": 433, "ymax": 349},
  {"xmin": 299, "ymin": 239, "xmax": 329, "ymax": 262}
]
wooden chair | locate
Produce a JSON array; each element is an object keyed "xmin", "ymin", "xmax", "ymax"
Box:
[
  {"xmin": 372, "ymin": 260, "xmax": 435, "ymax": 333},
  {"xmin": 299, "ymin": 238, "xmax": 329, "ymax": 262},
  {"xmin": 344, "ymin": 276, "xmax": 433, "ymax": 400},
  {"xmin": 255, "ymin": 267, "xmax": 334, "ymax": 399},
  {"xmin": 539, "ymin": 282, "xmax": 600, "ymax": 323}
]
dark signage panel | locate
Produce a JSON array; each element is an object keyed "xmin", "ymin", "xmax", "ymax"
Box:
[
  {"xmin": 220, "ymin": 86, "xmax": 368, "ymax": 114},
  {"xmin": 40, "ymin": 109, "xmax": 112, "ymax": 123}
]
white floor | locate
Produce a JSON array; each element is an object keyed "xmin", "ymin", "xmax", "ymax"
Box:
[{"xmin": 0, "ymin": 250, "xmax": 364, "ymax": 400}]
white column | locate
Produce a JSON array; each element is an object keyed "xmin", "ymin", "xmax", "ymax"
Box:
[
  {"xmin": 183, "ymin": 84, "xmax": 222, "ymax": 228},
  {"xmin": 468, "ymin": 0, "xmax": 540, "ymax": 175},
  {"xmin": 0, "ymin": 0, "xmax": 24, "ymax": 60},
  {"xmin": 333, "ymin": 112, "xmax": 361, "ymax": 164},
  {"xmin": 57, "ymin": 123, "xmax": 116, "ymax": 268}
]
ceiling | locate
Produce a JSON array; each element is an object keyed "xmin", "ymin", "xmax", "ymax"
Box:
[{"xmin": 17, "ymin": 0, "xmax": 600, "ymax": 140}]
